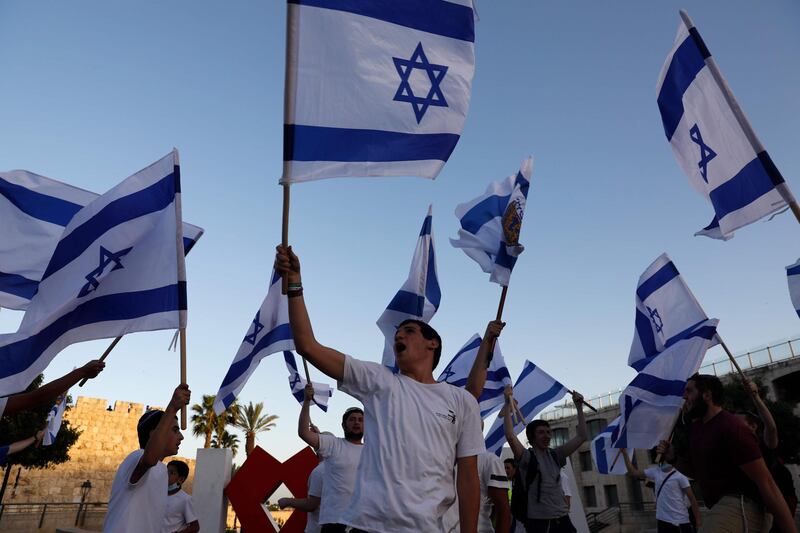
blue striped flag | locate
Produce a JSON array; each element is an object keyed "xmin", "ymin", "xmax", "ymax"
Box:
[
  {"xmin": 628, "ymin": 253, "xmax": 717, "ymax": 371},
  {"xmin": 281, "ymin": 0, "xmax": 476, "ymax": 182},
  {"xmin": 0, "ymin": 168, "xmax": 203, "ymax": 310},
  {"xmin": 376, "ymin": 206, "xmax": 441, "ymax": 368},
  {"xmin": 590, "ymin": 417, "xmax": 632, "ymax": 475},
  {"xmin": 484, "ymin": 360, "xmax": 568, "ymax": 456},
  {"xmin": 437, "ymin": 334, "xmax": 512, "ymax": 418},
  {"xmin": 786, "ymin": 259, "xmax": 800, "ymax": 319},
  {"xmin": 615, "ymin": 319, "xmax": 717, "ymax": 450},
  {"xmin": 284, "ymin": 351, "xmax": 333, "ymax": 411},
  {"xmin": 657, "ymin": 11, "xmax": 792, "ymax": 240},
  {"xmin": 213, "ymin": 271, "xmax": 295, "ymax": 415},
  {"xmin": 43, "ymin": 393, "xmax": 68, "ymax": 446},
  {"xmin": 0, "ymin": 151, "xmax": 187, "ymax": 396},
  {"xmin": 451, "ymin": 157, "xmax": 532, "ymax": 286}
]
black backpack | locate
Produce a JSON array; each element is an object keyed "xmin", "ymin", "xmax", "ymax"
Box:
[{"xmin": 510, "ymin": 448, "xmax": 561, "ymax": 523}]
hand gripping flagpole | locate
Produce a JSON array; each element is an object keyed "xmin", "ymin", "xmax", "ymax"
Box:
[{"xmin": 679, "ymin": 10, "xmax": 800, "ymax": 225}]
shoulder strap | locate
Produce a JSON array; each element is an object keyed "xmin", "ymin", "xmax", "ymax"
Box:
[{"xmin": 656, "ymin": 469, "xmax": 677, "ymax": 501}]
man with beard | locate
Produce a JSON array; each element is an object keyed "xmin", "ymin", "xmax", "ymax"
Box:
[
  {"xmin": 298, "ymin": 384, "xmax": 363, "ymax": 533},
  {"xmin": 658, "ymin": 374, "xmax": 796, "ymax": 533}
]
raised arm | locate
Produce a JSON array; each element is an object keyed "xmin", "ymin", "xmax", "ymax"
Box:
[
  {"xmin": 465, "ymin": 320, "xmax": 504, "ymax": 400},
  {"xmin": 502, "ymin": 387, "xmax": 525, "ymax": 460},
  {"xmin": 456, "ymin": 455, "xmax": 480, "ymax": 533},
  {"xmin": 298, "ymin": 384, "xmax": 320, "ymax": 449},
  {"xmin": 620, "ymin": 449, "xmax": 645, "ymax": 480},
  {"xmin": 740, "ymin": 457, "xmax": 797, "ymax": 533},
  {"xmin": 276, "ymin": 245, "xmax": 345, "ymax": 380},
  {"xmin": 742, "ymin": 377, "xmax": 779, "ymax": 450},
  {"xmin": 6, "ymin": 430, "xmax": 43, "ymax": 455},
  {"xmin": 4, "ymin": 360, "xmax": 104, "ymax": 416},
  {"xmin": 557, "ymin": 391, "xmax": 587, "ymax": 457}
]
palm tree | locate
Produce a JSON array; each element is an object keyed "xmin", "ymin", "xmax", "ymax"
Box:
[
  {"xmin": 232, "ymin": 401, "xmax": 279, "ymax": 456},
  {"xmin": 191, "ymin": 395, "xmax": 239, "ymax": 448},
  {"xmin": 211, "ymin": 429, "xmax": 240, "ymax": 458}
]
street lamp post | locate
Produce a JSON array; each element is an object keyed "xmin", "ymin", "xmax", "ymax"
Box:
[{"xmin": 75, "ymin": 480, "xmax": 92, "ymax": 526}]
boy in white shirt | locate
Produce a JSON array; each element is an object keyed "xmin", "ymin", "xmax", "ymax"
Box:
[
  {"xmin": 103, "ymin": 384, "xmax": 190, "ymax": 533},
  {"xmin": 163, "ymin": 460, "xmax": 199, "ymax": 533}
]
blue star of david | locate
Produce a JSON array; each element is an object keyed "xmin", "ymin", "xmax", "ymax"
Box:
[
  {"xmin": 77, "ymin": 246, "xmax": 134, "ymax": 298},
  {"xmin": 289, "ymin": 373, "xmax": 302, "ymax": 390},
  {"xmin": 244, "ymin": 311, "xmax": 264, "ymax": 345},
  {"xmin": 393, "ymin": 42, "xmax": 449, "ymax": 124},
  {"xmin": 646, "ymin": 306, "xmax": 664, "ymax": 334},
  {"xmin": 689, "ymin": 124, "xmax": 717, "ymax": 183},
  {"xmin": 441, "ymin": 366, "xmax": 456, "ymax": 382}
]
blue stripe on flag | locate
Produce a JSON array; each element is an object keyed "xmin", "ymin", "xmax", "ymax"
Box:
[
  {"xmin": 288, "ymin": 0, "xmax": 475, "ymax": 42},
  {"xmin": 222, "ymin": 393, "xmax": 236, "ymax": 410},
  {"xmin": 183, "ymin": 237, "xmax": 197, "ymax": 254},
  {"xmin": 493, "ymin": 243, "xmax": 517, "ymax": 270},
  {"xmin": 42, "ymin": 173, "xmax": 178, "ymax": 280},
  {"xmin": 518, "ymin": 382, "xmax": 566, "ymax": 421},
  {"xmin": 514, "ymin": 171, "xmax": 530, "ymax": 198},
  {"xmin": 594, "ymin": 435, "xmax": 609, "ymax": 473},
  {"xmin": 709, "ymin": 156, "xmax": 784, "ymax": 221},
  {"xmin": 219, "ymin": 324, "xmax": 294, "ymax": 388},
  {"xmin": 0, "ymin": 271, "xmax": 39, "ymax": 300},
  {"xmin": 657, "ymin": 35, "xmax": 707, "ymax": 140},
  {"xmin": 636, "ymin": 261, "xmax": 680, "ymax": 302},
  {"xmin": 788, "ymin": 265, "xmax": 800, "ymax": 277},
  {"xmin": 386, "ymin": 290, "xmax": 424, "ymax": 317},
  {"xmin": 459, "ymin": 194, "xmax": 511, "ymax": 234},
  {"xmin": 0, "ymin": 283, "xmax": 186, "ymax": 379},
  {"xmin": 419, "ymin": 215, "xmax": 432, "ymax": 237},
  {"xmin": 284, "ymin": 125, "xmax": 460, "ymax": 163},
  {"xmin": 425, "ymin": 241, "xmax": 441, "ymax": 309},
  {"xmin": 634, "ymin": 309, "xmax": 659, "ymax": 360},
  {"xmin": 0, "ymin": 176, "xmax": 84, "ymax": 226},
  {"xmin": 628, "ymin": 373, "xmax": 687, "ymax": 397}
]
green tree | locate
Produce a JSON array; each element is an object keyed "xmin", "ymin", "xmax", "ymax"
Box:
[
  {"xmin": 190, "ymin": 395, "xmax": 217, "ymax": 449},
  {"xmin": 211, "ymin": 430, "xmax": 240, "ymax": 458},
  {"xmin": 0, "ymin": 375, "xmax": 81, "ymax": 503},
  {"xmin": 232, "ymin": 402, "xmax": 278, "ymax": 456}
]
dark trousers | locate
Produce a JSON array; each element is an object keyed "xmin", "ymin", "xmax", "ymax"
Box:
[
  {"xmin": 320, "ymin": 525, "xmax": 347, "ymax": 533},
  {"xmin": 524, "ymin": 515, "xmax": 576, "ymax": 533},
  {"xmin": 657, "ymin": 520, "xmax": 694, "ymax": 533}
]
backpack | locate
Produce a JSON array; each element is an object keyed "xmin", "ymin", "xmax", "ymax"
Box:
[{"xmin": 510, "ymin": 448, "xmax": 561, "ymax": 523}]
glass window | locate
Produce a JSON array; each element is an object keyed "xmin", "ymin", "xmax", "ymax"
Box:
[
  {"xmin": 579, "ymin": 450, "xmax": 593, "ymax": 472},
  {"xmin": 550, "ymin": 428, "xmax": 570, "ymax": 448},
  {"xmin": 604, "ymin": 484, "xmax": 619, "ymax": 507},
  {"xmin": 583, "ymin": 485, "xmax": 597, "ymax": 508},
  {"xmin": 587, "ymin": 419, "xmax": 606, "ymax": 440}
]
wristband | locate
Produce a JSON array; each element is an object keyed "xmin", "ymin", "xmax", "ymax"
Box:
[{"xmin": 288, "ymin": 288, "xmax": 304, "ymax": 298}]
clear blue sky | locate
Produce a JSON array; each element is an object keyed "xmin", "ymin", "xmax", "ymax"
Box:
[{"xmin": 1, "ymin": 1, "xmax": 799, "ymax": 463}]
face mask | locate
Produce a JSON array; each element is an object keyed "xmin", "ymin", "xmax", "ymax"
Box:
[
  {"xmin": 659, "ymin": 463, "xmax": 673, "ymax": 473},
  {"xmin": 168, "ymin": 482, "xmax": 181, "ymax": 492}
]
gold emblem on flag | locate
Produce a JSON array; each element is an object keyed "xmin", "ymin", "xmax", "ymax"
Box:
[{"xmin": 502, "ymin": 199, "xmax": 524, "ymax": 245}]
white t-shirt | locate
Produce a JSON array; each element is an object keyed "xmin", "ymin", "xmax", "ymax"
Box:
[
  {"xmin": 338, "ymin": 356, "xmax": 486, "ymax": 533},
  {"xmin": 478, "ymin": 452, "xmax": 511, "ymax": 533},
  {"xmin": 317, "ymin": 433, "xmax": 362, "ymax": 525},
  {"xmin": 560, "ymin": 467, "xmax": 572, "ymax": 498},
  {"xmin": 306, "ymin": 463, "xmax": 325, "ymax": 533},
  {"xmin": 162, "ymin": 490, "xmax": 197, "ymax": 533},
  {"xmin": 104, "ymin": 449, "xmax": 168, "ymax": 533},
  {"xmin": 645, "ymin": 466, "xmax": 691, "ymax": 525}
]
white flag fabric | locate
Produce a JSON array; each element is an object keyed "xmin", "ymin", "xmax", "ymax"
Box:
[
  {"xmin": 615, "ymin": 320, "xmax": 717, "ymax": 450},
  {"xmin": 281, "ymin": 0, "xmax": 476, "ymax": 182},
  {"xmin": 628, "ymin": 253, "xmax": 716, "ymax": 371},
  {"xmin": 657, "ymin": 12, "xmax": 791, "ymax": 240},
  {"xmin": 484, "ymin": 360, "xmax": 568, "ymax": 456},
  {"xmin": 590, "ymin": 416, "xmax": 633, "ymax": 475},
  {"xmin": 377, "ymin": 206, "xmax": 441, "ymax": 368},
  {"xmin": 284, "ymin": 351, "xmax": 333, "ymax": 411},
  {"xmin": 437, "ymin": 334, "xmax": 512, "ymax": 418},
  {"xmin": 43, "ymin": 392, "xmax": 68, "ymax": 446},
  {"xmin": 786, "ymin": 259, "xmax": 800, "ymax": 319},
  {"xmin": 213, "ymin": 271, "xmax": 295, "ymax": 415},
  {"xmin": 451, "ymin": 157, "xmax": 532, "ymax": 286},
  {"xmin": 0, "ymin": 152, "xmax": 186, "ymax": 396},
  {"xmin": 0, "ymin": 168, "xmax": 203, "ymax": 311}
]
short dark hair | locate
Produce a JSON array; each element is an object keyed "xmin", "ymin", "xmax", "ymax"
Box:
[
  {"xmin": 503, "ymin": 458, "xmax": 516, "ymax": 467},
  {"xmin": 397, "ymin": 319, "xmax": 443, "ymax": 369},
  {"xmin": 137, "ymin": 410, "xmax": 164, "ymax": 449},
  {"xmin": 525, "ymin": 419, "xmax": 550, "ymax": 444},
  {"xmin": 342, "ymin": 407, "xmax": 364, "ymax": 425},
  {"xmin": 168, "ymin": 460, "xmax": 190, "ymax": 480},
  {"xmin": 688, "ymin": 373, "xmax": 724, "ymax": 405}
]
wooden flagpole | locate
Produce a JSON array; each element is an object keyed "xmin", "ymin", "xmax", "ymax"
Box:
[
  {"xmin": 78, "ymin": 336, "xmax": 122, "ymax": 387},
  {"xmin": 486, "ymin": 285, "xmax": 509, "ymax": 363},
  {"xmin": 714, "ymin": 334, "xmax": 746, "ymax": 379}
]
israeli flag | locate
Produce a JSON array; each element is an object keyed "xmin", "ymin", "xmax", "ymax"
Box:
[
  {"xmin": 284, "ymin": 351, "xmax": 333, "ymax": 411},
  {"xmin": 376, "ymin": 206, "xmax": 441, "ymax": 368},
  {"xmin": 451, "ymin": 157, "xmax": 532, "ymax": 286},
  {"xmin": 591, "ymin": 417, "xmax": 633, "ymax": 475},
  {"xmin": 657, "ymin": 11, "xmax": 791, "ymax": 240},
  {"xmin": 484, "ymin": 360, "xmax": 568, "ymax": 456},
  {"xmin": 0, "ymin": 151, "xmax": 186, "ymax": 396},
  {"xmin": 437, "ymin": 334, "xmax": 512, "ymax": 418},
  {"xmin": 628, "ymin": 253, "xmax": 716, "ymax": 371},
  {"xmin": 213, "ymin": 271, "xmax": 295, "ymax": 415},
  {"xmin": 281, "ymin": 0, "xmax": 476, "ymax": 182},
  {"xmin": 43, "ymin": 393, "xmax": 68, "ymax": 446},
  {"xmin": 0, "ymin": 168, "xmax": 203, "ymax": 311},
  {"xmin": 615, "ymin": 320, "xmax": 717, "ymax": 450},
  {"xmin": 786, "ymin": 259, "xmax": 800, "ymax": 319}
]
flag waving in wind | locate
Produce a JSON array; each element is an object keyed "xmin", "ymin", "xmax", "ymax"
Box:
[
  {"xmin": 0, "ymin": 151, "xmax": 186, "ymax": 396},
  {"xmin": 282, "ymin": 0, "xmax": 476, "ymax": 182},
  {"xmin": 786, "ymin": 259, "xmax": 800, "ymax": 319},
  {"xmin": 438, "ymin": 334, "xmax": 512, "ymax": 418},
  {"xmin": 484, "ymin": 360, "xmax": 568, "ymax": 455},
  {"xmin": 43, "ymin": 393, "xmax": 68, "ymax": 446},
  {"xmin": 451, "ymin": 157, "xmax": 532, "ymax": 286},
  {"xmin": 377, "ymin": 206, "xmax": 440, "ymax": 368},
  {"xmin": 284, "ymin": 351, "xmax": 333, "ymax": 411},
  {"xmin": 0, "ymin": 168, "xmax": 203, "ymax": 311},
  {"xmin": 628, "ymin": 253, "xmax": 717, "ymax": 371},
  {"xmin": 213, "ymin": 271, "xmax": 295, "ymax": 415},
  {"xmin": 657, "ymin": 11, "xmax": 794, "ymax": 240},
  {"xmin": 591, "ymin": 416, "xmax": 633, "ymax": 475}
]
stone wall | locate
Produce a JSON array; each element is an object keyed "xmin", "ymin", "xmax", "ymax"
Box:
[{"xmin": 3, "ymin": 396, "xmax": 195, "ymax": 505}]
